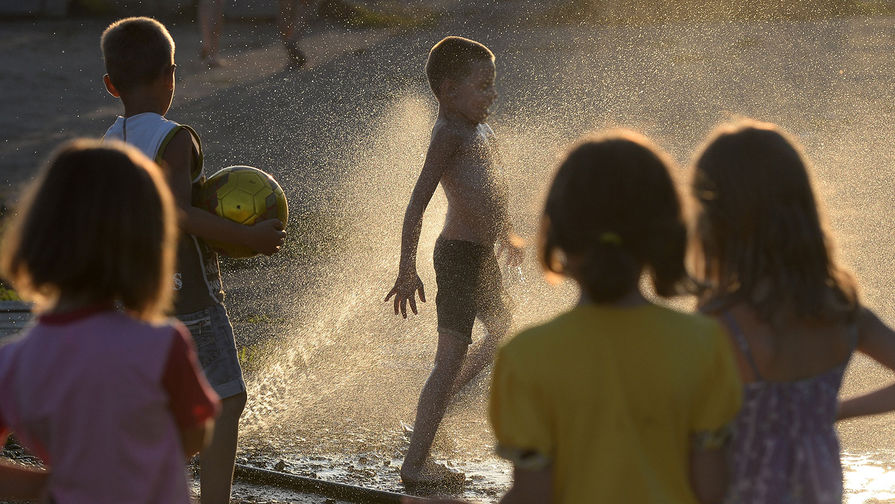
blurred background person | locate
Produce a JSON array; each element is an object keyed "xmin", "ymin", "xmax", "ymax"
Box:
[{"xmin": 198, "ymin": 0, "xmax": 316, "ymax": 69}]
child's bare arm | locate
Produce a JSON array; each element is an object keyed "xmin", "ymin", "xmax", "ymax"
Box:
[
  {"xmin": 385, "ymin": 128, "xmax": 461, "ymax": 318},
  {"xmin": 689, "ymin": 444, "xmax": 727, "ymax": 504},
  {"xmin": 161, "ymin": 130, "xmax": 286, "ymax": 255},
  {"xmin": 0, "ymin": 434, "xmax": 49, "ymax": 499},
  {"xmin": 838, "ymin": 308, "xmax": 895, "ymax": 420},
  {"xmin": 500, "ymin": 466, "xmax": 553, "ymax": 504},
  {"xmin": 0, "ymin": 459, "xmax": 48, "ymax": 500},
  {"xmin": 180, "ymin": 418, "xmax": 214, "ymax": 457}
]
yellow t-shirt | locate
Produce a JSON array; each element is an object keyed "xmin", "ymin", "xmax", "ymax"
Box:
[{"xmin": 489, "ymin": 303, "xmax": 742, "ymax": 504}]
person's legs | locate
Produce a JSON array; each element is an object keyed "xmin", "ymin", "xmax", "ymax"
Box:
[
  {"xmin": 400, "ymin": 238, "xmax": 475, "ymax": 487},
  {"xmin": 452, "ymin": 249, "xmax": 513, "ymax": 395},
  {"xmin": 198, "ymin": 0, "xmax": 225, "ymax": 66},
  {"xmin": 180, "ymin": 303, "xmax": 247, "ymax": 503},
  {"xmin": 451, "ymin": 309, "xmax": 511, "ymax": 395},
  {"xmin": 200, "ymin": 391, "xmax": 246, "ymax": 504},
  {"xmin": 277, "ymin": 0, "xmax": 313, "ymax": 69},
  {"xmin": 401, "ymin": 331, "xmax": 469, "ymax": 484}
]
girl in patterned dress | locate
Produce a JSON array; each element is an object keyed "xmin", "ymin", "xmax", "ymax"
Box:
[{"xmin": 690, "ymin": 119, "xmax": 895, "ymax": 504}]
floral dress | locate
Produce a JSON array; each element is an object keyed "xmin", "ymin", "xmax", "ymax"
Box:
[{"xmin": 722, "ymin": 313, "xmax": 854, "ymax": 504}]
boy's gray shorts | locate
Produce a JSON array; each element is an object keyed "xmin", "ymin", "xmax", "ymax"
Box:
[{"xmin": 177, "ymin": 303, "xmax": 246, "ymax": 399}]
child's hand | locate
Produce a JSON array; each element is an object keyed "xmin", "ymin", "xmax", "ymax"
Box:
[
  {"xmin": 497, "ymin": 234, "xmax": 525, "ymax": 268},
  {"xmin": 246, "ymin": 218, "xmax": 286, "ymax": 255},
  {"xmin": 385, "ymin": 272, "xmax": 426, "ymax": 318}
]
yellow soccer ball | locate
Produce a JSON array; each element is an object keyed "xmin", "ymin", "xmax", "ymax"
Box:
[{"xmin": 199, "ymin": 165, "xmax": 288, "ymax": 258}]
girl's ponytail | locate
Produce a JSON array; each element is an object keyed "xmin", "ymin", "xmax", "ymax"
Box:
[
  {"xmin": 539, "ymin": 131, "xmax": 687, "ymax": 302},
  {"xmin": 577, "ymin": 235, "xmax": 640, "ymax": 303}
]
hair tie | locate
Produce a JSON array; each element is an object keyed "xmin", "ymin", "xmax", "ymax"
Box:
[{"xmin": 599, "ymin": 232, "xmax": 622, "ymax": 246}]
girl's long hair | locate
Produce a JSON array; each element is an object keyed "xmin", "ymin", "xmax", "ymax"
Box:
[
  {"xmin": 0, "ymin": 139, "xmax": 177, "ymax": 320},
  {"xmin": 690, "ymin": 119, "xmax": 859, "ymax": 324}
]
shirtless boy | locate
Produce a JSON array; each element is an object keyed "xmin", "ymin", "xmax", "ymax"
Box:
[{"xmin": 385, "ymin": 36, "xmax": 524, "ymax": 490}]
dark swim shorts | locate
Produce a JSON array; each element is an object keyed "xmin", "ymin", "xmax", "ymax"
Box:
[{"xmin": 433, "ymin": 237, "xmax": 511, "ymax": 344}]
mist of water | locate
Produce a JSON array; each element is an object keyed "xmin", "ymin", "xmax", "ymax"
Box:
[
  {"xmin": 191, "ymin": 7, "xmax": 895, "ymax": 499},
  {"xmin": 234, "ymin": 91, "xmax": 579, "ymax": 462}
]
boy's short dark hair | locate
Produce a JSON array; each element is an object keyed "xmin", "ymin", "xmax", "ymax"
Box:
[
  {"xmin": 101, "ymin": 17, "xmax": 175, "ymax": 94},
  {"xmin": 425, "ymin": 36, "xmax": 494, "ymax": 96}
]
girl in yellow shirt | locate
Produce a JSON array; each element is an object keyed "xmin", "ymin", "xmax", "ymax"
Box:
[{"xmin": 488, "ymin": 130, "xmax": 742, "ymax": 503}]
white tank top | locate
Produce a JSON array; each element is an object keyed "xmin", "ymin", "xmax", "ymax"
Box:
[
  {"xmin": 103, "ymin": 112, "xmax": 222, "ymax": 313},
  {"xmin": 103, "ymin": 112, "xmax": 175, "ymax": 160},
  {"xmin": 103, "ymin": 112, "xmax": 205, "ymax": 183}
]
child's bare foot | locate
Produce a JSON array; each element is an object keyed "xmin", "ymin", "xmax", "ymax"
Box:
[{"xmin": 401, "ymin": 460, "xmax": 466, "ymax": 494}]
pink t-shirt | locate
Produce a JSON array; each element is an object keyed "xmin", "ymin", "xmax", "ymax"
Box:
[{"xmin": 0, "ymin": 306, "xmax": 219, "ymax": 503}]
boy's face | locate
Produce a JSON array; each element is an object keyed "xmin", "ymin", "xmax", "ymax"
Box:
[{"xmin": 449, "ymin": 59, "xmax": 497, "ymax": 124}]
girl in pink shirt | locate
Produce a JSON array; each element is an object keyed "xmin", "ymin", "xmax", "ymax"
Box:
[{"xmin": 0, "ymin": 139, "xmax": 220, "ymax": 503}]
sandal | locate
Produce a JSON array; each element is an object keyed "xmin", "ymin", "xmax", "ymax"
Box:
[
  {"xmin": 285, "ymin": 41, "xmax": 307, "ymax": 70},
  {"xmin": 199, "ymin": 47, "xmax": 225, "ymax": 68}
]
